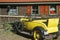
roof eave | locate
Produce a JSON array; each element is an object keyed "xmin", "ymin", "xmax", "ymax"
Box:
[{"xmin": 0, "ymin": 2, "xmax": 60, "ymax": 5}]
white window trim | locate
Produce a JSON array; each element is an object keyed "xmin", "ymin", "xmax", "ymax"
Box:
[{"xmin": 49, "ymin": 5, "xmax": 58, "ymax": 15}]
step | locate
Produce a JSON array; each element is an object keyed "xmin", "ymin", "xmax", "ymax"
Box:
[{"xmin": 18, "ymin": 31, "xmax": 32, "ymax": 36}]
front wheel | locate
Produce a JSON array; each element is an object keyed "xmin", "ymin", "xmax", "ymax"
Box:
[{"xmin": 32, "ymin": 27, "xmax": 43, "ymax": 40}]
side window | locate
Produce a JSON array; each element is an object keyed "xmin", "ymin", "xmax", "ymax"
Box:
[
  {"xmin": 8, "ymin": 6, "xmax": 18, "ymax": 15},
  {"xmin": 49, "ymin": 5, "xmax": 57, "ymax": 15},
  {"xmin": 31, "ymin": 5, "xmax": 39, "ymax": 15}
]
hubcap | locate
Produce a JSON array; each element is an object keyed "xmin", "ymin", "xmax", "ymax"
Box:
[{"xmin": 34, "ymin": 31, "xmax": 40, "ymax": 40}]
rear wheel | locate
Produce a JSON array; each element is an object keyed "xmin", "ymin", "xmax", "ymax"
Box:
[
  {"xmin": 13, "ymin": 21, "xmax": 23, "ymax": 33},
  {"xmin": 32, "ymin": 27, "xmax": 43, "ymax": 40}
]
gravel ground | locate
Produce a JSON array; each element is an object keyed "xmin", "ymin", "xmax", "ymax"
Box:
[{"xmin": 0, "ymin": 29, "xmax": 60, "ymax": 40}]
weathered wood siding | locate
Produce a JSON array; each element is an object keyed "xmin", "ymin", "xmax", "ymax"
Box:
[
  {"xmin": 18, "ymin": 6, "xmax": 27, "ymax": 16},
  {"xmin": 0, "ymin": 5, "xmax": 60, "ymax": 24},
  {"xmin": 0, "ymin": 6, "xmax": 27, "ymax": 23}
]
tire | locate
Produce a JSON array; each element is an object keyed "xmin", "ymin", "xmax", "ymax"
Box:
[
  {"xmin": 13, "ymin": 21, "xmax": 22, "ymax": 33},
  {"xmin": 32, "ymin": 27, "xmax": 44, "ymax": 40}
]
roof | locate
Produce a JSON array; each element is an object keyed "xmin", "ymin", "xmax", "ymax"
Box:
[{"xmin": 0, "ymin": 0, "xmax": 60, "ymax": 2}]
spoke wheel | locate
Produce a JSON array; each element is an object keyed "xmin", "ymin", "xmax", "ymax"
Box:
[
  {"xmin": 32, "ymin": 27, "xmax": 43, "ymax": 40},
  {"xmin": 13, "ymin": 22, "xmax": 22, "ymax": 33},
  {"xmin": 16, "ymin": 23, "xmax": 22, "ymax": 32},
  {"xmin": 34, "ymin": 30, "xmax": 40, "ymax": 40}
]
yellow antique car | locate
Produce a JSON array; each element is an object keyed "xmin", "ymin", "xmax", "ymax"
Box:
[{"xmin": 13, "ymin": 17, "xmax": 60, "ymax": 40}]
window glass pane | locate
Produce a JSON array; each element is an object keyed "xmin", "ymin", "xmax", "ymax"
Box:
[
  {"xmin": 49, "ymin": 5, "xmax": 57, "ymax": 15},
  {"xmin": 32, "ymin": 5, "xmax": 38, "ymax": 15},
  {"xmin": 8, "ymin": 6, "xmax": 17, "ymax": 15}
]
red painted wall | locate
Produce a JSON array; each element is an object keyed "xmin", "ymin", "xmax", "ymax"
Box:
[
  {"xmin": 58, "ymin": 5, "xmax": 60, "ymax": 15},
  {"xmin": 40, "ymin": 5, "xmax": 45, "ymax": 15},
  {"xmin": 26, "ymin": 5, "xmax": 60, "ymax": 16},
  {"xmin": 26, "ymin": 6, "xmax": 31, "ymax": 16},
  {"xmin": 45, "ymin": 5, "xmax": 49, "ymax": 15},
  {"xmin": 40, "ymin": 5, "xmax": 49, "ymax": 16}
]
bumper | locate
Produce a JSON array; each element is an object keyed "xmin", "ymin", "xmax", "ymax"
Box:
[{"xmin": 43, "ymin": 32, "xmax": 59, "ymax": 39}]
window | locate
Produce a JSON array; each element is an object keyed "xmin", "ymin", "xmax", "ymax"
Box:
[
  {"xmin": 8, "ymin": 6, "xmax": 18, "ymax": 15},
  {"xmin": 49, "ymin": 5, "xmax": 57, "ymax": 15},
  {"xmin": 31, "ymin": 5, "xmax": 39, "ymax": 15}
]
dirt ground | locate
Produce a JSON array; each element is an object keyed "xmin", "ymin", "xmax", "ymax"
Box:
[
  {"xmin": 0, "ymin": 29, "xmax": 60, "ymax": 40},
  {"xmin": 0, "ymin": 29, "xmax": 31, "ymax": 40}
]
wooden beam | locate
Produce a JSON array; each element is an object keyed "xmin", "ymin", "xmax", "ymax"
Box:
[
  {"xmin": 0, "ymin": 15, "xmax": 41, "ymax": 18},
  {"xmin": 0, "ymin": 15, "xmax": 26, "ymax": 17},
  {"xmin": 0, "ymin": 2, "xmax": 60, "ymax": 5}
]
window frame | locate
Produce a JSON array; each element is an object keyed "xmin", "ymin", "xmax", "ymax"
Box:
[
  {"xmin": 8, "ymin": 6, "xmax": 18, "ymax": 16},
  {"xmin": 49, "ymin": 5, "xmax": 58, "ymax": 15},
  {"xmin": 31, "ymin": 5, "xmax": 40, "ymax": 16}
]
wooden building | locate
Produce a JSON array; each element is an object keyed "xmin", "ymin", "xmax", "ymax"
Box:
[{"xmin": 0, "ymin": 0, "xmax": 60, "ymax": 23}]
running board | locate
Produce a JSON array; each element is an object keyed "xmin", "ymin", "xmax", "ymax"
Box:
[{"xmin": 19, "ymin": 31, "xmax": 32, "ymax": 36}]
